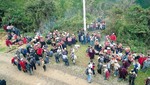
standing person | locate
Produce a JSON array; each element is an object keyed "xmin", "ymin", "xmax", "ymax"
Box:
[
  {"xmin": 88, "ymin": 47, "xmax": 95, "ymax": 60},
  {"xmin": 21, "ymin": 48, "xmax": 27, "ymax": 58},
  {"xmin": 54, "ymin": 53, "xmax": 60, "ymax": 63},
  {"xmin": 133, "ymin": 61, "xmax": 140, "ymax": 74},
  {"xmin": 62, "ymin": 55, "xmax": 69, "ymax": 66},
  {"xmin": 129, "ymin": 71, "xmax": 137, "ymax": 85},
  {"xmin": 30, "ymin": 57, "xmax": 36, "ymax": 70},
  {"xmin": 119, "ymin": 67, "xmax": 128, "ymax": 81},
  {"xmin": 92, "ymin": 63, "xmax": 96, "ymax": 76},
  {"xmin": 109, "ymin": 33, "xmax": 117, "ymax": 43},
  {"xmin": 20, "ymin": 58, "xmax": 27, "ymax": 72},
  {"xmin": 36, "ymin": 47, "xmax": 43, "ymax": 58},
  {"xmin": 113, "ymin": 60, "xmax": 120, "ymax": 76},
  {"xmin": 26, "ymin": 62, "xmax": 33, "ymax": 75},
  {"xmin": 16, "ymin": 58, "xmax": 21, "ymax": 71},
  {"xmin": 86, "ymin": 66, "xmax": 93, "ymax": 83},
  {"xmin": 97, "ymin": 62, "xmax": 103, "ymax": 74},
  {"xmin": 103, "ymin": 65, "xmax": 110, "ymax": 80}
]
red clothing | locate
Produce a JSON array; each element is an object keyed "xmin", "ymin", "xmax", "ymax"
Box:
[
  {"xmin": 105, "ymin": 71, "xmax": 110, "ymax": 79},
  {"xmin": 6, "ymin": 39, "xmax": 12, "ymax": 46},
  {"xmin": 3, "ymin": 25, "xmax": 7, "ymax": 31},
  {"xmin": 110, "ymin": 34, "xmax": 117, "ymax": 41},
  {"xmin": 37, "ymin": 48, "xmax": 43, "ymax": 55},
  {"xmin": 11, "ymin": 57, "xmax": 16, "ymax": 64},
  {"xmin": 104, "ymin": 41, "xmax": 110, "ymax": 47},
  {"xmin": 23, "ymin": 37, "xmax": 27, "ymax": 44},
  {"xmin": 138, "ymin": 57, "xmax": 147, "ymax": 66},
  {"xmin": 20, "ymin": 60, "xmax": 26, "ymax": 71}
]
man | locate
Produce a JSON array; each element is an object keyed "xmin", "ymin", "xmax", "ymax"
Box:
[
  {"xmin": 88, "ymin": 47, "xmax": 95, "ymax": 60},
  {"xmin": 36, "ymin": 47, "xmax": 43, "ymax": 58},
  {"xmin": 21, "ymin": 48, "xmax": 27, "ymax": 58},
  {"xmin": 97, "ymin": 62, "xmax": 103, "ymax": 74},
  {"xmin": 86, "ymin": 65, "xmax": 93, "ymax": 83},
  {"xmin": 109, "ymin": 33, "xmax": 117, "ymax": 43},
  {"xmin": 55, "ymin": 53, "xmax": 60, "ymax": 63},
  {"xmin": 119, "ymin": 67, "xmax": 128, "ymax": 81},
  {"xmin": 142, "ymin": 56, "xmax": 150, "ymax": 70},
  {"xmin": 62, "ymin": 55, "xmax": 69, "ymax": 66},
  {"xmin": 129, "ymin": 71, "xmax": 137, "ymax": 85}
]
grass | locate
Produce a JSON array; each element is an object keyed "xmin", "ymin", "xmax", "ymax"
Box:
[
  {"xmin": 0, "ymin": 47, "xmax": 7, "ymax": 52},
  {"xmin": 0, "ymin": 28, "xmax": 4, "ymax": 33},
  {"xmin": 135, "ymin": 69, "xmax": 150, "ymax": 85}
]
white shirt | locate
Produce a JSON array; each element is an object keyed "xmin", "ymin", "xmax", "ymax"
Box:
[{"xmin": 88, "ymin": 68, "xmax": 92, "ymax": 75}]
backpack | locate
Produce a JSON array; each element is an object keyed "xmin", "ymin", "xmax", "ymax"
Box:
[{"xmin": 85, "ymin": 68, "xmax": 89, "ymax": 75}]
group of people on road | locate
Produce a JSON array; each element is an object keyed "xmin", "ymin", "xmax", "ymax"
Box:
[{"xmin": 11, "ymin": 30, "xmax": 79, "ymax": 75}]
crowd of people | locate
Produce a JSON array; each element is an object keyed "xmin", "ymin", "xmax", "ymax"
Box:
[
  {"xmin": 85, "ymin": 32, "xmax": 150, "ymax": 85},
  {"xmin": 2, "ymin": 22, "xmax": 150, "ymax": 85},
  {"xmin": 4, "ymin": 23, "xmax": 31, "ymax": 50},
  {"xmin": 87, "ymin": 17, "xmax": 106, "ymax": 31}
]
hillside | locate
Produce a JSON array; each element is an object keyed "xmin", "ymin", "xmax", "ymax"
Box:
[{"xmin": 0, "ymin": 0, "xmax": 150, "ymax": 85}]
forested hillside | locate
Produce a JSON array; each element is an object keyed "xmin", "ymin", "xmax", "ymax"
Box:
[{"xmin": 0, "ymin": 0, "xmax": 150, "ymax": 53}]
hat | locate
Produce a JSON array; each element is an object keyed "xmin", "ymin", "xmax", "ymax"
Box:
[
  {"xmin": 104, "ymin": 50, "xmax": 107, "ymax": 53},
  {"xmin": 107, "ymin": 47, "xmax": 111, "ymax": 50},
  {"xmin": 114, "ymin": 60, "xmax": 118, "ymax": 63},
  {"xmin": 21, "ymin": 58, "xmax": 23, "ymax": 61},
  {"xmin": 99, "ymin": 44, "xmax": 101, "ymax": 46}
]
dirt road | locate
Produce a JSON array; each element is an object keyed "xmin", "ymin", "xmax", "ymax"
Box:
[{"xmin": 0, "ymin": 53, "xmax": 101, "ymax": 85}]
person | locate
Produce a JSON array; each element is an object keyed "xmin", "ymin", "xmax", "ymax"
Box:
[
  {"xmin": 11, "ymin": 56, "xmax": 18, "ymax": 65},
  {"xmin": 133, "ymin": 61, "xmax": 140, "ymax": 74},
  {"xmin": 70, "ymin": 52, "xmax": 77, "ymax": 65},
  {"xmin": 21, "ymin": 48, "xmax": 27, "ymax": 58},
  {"xmin": 118, "ymin": 67, "xmax": 128, "ymax": 81},
  {"xmin": 109, "ymin": 33, "xmax": 117, "ymax": 43},
  {"xmin": 3, "ymin": 25, "xmax": 7, "ymax": 31},
  {"xmin": 17, "ymin": 59, "xmax": 22, "ymax": 71},
  {"xmin": 30, "ymin": 57, "xmax": 36, "ymax": 70},
  {"xmin": 142, "ymin": 56, "xmax": 150, "ymax": 70},
  {"xmin": 88, "ymin": 47, "xmax": 95, "ymax": 60},
  {"xmin": 44, "ymin": 56, "xmax": 49, "ymax": 64},
  {"xmin": 0, "ymin": 79, "xmax": 6, "ymax": 85},
  {"xmin": 36, "ymin": 47, "xmax": 43, "ymax": 58},
  {"xmin": 55, "ymin": 53, "xmax": 60, "ymax": 63},
  {"xmin": 62, "ymin": 55, "xmax": 69, "ymax": 66},
  {"xmin": 145, "ymin": 77, "xmax": 150, "ymax": 85},
  {"xmin": 97, "ymin": 62, "xmax": 103, "ymax": 74},
  {"xmin": 26, "ymin": 62, "xmax": 33, "ymax": 75},
  {"xmin": 5, "ymin": 38, "xmax": 12, "ymax": 49},
  {"xmin": 20, "ymin": 58, "xmax": 27, "ymax": 72},
  {"xmin": 103, "ymin": 65, "xmax": 110, "ymax": 80},
  {"xmin": 129, "ymin": 71, "xmax": 137, "ymax": 85},
  {"xmin": 86, "ymin": 65, "xmax": 93, "ymax": 83},
  {"xmin": 113, "ymin": 60, "xmax": 120, "ymax": 76}
]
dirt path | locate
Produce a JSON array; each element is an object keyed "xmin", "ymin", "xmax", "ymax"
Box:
[{"xmin": 0, "ymin": 53, "xmax": 100, "ymax": 85}]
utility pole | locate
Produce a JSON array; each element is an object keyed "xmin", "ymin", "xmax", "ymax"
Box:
[{"xmin": 83, "ymin": 0, "xmax": 86, "ymax": 33}]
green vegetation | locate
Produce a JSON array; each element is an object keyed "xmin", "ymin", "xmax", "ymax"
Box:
[{"xmin": 0, "ymin": 0, "xmax": 150, "ymax": 85}]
